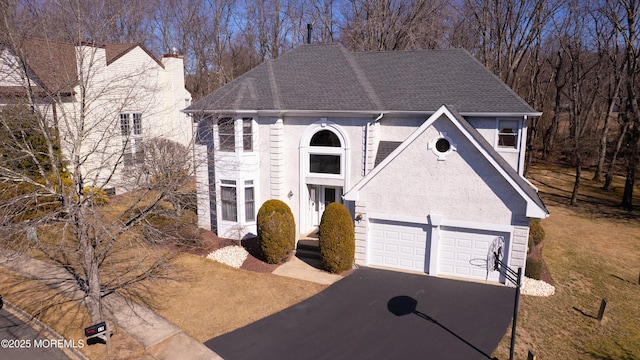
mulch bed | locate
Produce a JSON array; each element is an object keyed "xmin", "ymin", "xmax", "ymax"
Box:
[
  {"xmin": 194, "ymin": 231, "xmax": 278, "ymax": 274},
  {"xmin": 529, "ymin": 244, "xmax": 555, "ymax": 286}
]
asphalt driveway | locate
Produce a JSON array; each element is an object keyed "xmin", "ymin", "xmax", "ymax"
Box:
[{"xmin": 206, "ymin": 267, "xmax": 515, "ymax": 360}]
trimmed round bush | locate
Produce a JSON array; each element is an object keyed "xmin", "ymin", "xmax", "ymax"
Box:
[
  {"xmin": 529, "ymin": 219, "xmax": 545, "ymax": 247},
  {"xmin": 257, "ymin": 199, "xmax": 296, "ymax": 264},
  {"xmin": 525, "ymin": 255, "xmax": 543, "ymax": 280},
  {"xmin": 318, "ymin": 202, "xmax": 355, "ymax": 273}
]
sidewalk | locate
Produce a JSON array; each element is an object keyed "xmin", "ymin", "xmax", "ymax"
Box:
[
  {"xmin": 272, "ymin": 253, "xmax": 343, "ymax": 285},
  {"xmin": 0, "ymin": 250, "xmax": 222, "ymax": 360}
]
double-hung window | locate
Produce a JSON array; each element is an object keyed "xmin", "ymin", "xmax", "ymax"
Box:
[
  {"xmin": 120, "ymin": 113, "xmax": 144, "ymax": 166},
  {"xmin": 220, "ymin": 180, "xmax": 237, "ymax": 221},
  {"xmin": 498, "ymin": 120, "xmax": 518, "ymax": 149},
  {"xmin": 243, "ymin": 118, "xmax": 253, "ymax": 151},
  {"xmin": 218, "ymin": 117, "xmax": 254, "ymax": 153},
  {"xmin": 220, "ymin": 180, "xmax": 256, "ymax": 223},
  {"xmin": 218, "ymin": 117, "xmax": 235, "ymax": 152},
  {"xmin": 244, "ymin": 180, "xmax": 255, "ymax": 222}
]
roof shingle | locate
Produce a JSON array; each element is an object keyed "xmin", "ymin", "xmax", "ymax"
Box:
[{"xmin": 186, "ymin": 43, "xmax": 537, "ymax": 115}]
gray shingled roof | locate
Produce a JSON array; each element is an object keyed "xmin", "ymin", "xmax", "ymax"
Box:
[
  {"xmin": 375, "ymin": 141, "xmax": 402, "ymax": 167},
  {"xmin": 186, "ymin": 43, "xmax": 537, "ymax": 115}
]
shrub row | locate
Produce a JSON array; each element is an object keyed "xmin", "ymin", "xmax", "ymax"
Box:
[{"xmin": 528, "ymin": 219, "xmax": 546, "ymax": 253}]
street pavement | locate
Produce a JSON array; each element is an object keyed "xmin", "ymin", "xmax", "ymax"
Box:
[{"xmin": 0, "ymin": 307, "xmax": 69, "ymax": 360}]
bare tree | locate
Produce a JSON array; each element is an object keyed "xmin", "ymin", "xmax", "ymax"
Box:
[
  {"xmin": 610, "ymin": 0, "xmax": 640, "ymax": 210},
  {"xmin": 592, "ymin": 13, "xmax": 624, "ymax": 182},
  {"xmin": 308, "ymin": 0, "xmax": 342, "ymax": 43},
  {"xmin": 555, "ymin": 1, "xmax": 607, "ymax": 205},
  {"xmin": 603, "ymin": 112, "xmax": 630, "ymax": 191},
  {"xmin": 451, "ymin": 0, "xmax": 560, "ymax": 88},
  {"xmin": 0, "ymin": 11, "xmax": 198, "ymax": 344},
  {"xmin": 341, "ymin": 0, "xmax": 449, "ymax": 51}
]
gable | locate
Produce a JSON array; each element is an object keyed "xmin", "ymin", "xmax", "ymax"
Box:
[
  {"xmin": 344, "ymin": 105, "xmax": 548, "ymax": 220},
  {"xmin": 105, "ymin": 43, "xmax": 164, "ymax": 68}
]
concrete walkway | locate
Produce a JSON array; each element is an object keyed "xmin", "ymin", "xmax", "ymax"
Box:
[
  {"xmin": 0, "ymin": 250, "xmax": 222, "ymax": 360},
  {"xmin": 271, "ymin": 253, "xmax": 343, "ymax": 285}
]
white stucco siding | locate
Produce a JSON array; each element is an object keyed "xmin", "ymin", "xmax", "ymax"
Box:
[
  {"xmin": 213, "ymin": 117, "xmax": 261, "ymax": 239},
  {"xmin": 466, "ymin": 116, "xmax": 524, "ymax": 173},
  {"xmin": 357, "ymin": 115, "xmax": 527, "ymax": 225},
  {"xmin": 378, "ymin": 117, "xmax": 424, "ymax": 142},
  {"xmin": 254, "ymin": 116, "xmax": 371, "ymax": 234}
]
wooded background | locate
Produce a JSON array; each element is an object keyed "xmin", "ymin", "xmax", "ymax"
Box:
[{"xmin": 2, "ymin": 0, "xmax": 639, "ymax": 209}]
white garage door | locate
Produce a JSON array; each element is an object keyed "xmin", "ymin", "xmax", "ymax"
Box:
[
  {"xmin": 368, "ymin": 220, "xmax": 430, "ymax": 273},
  {"xmin": 438, "ymin": 227, "xmax": 509, "ymax": 283}
]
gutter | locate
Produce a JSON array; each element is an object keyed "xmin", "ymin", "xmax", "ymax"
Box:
[{"xmin": 181, "ymin": 108, "xmax": 542, "ymax": 119}]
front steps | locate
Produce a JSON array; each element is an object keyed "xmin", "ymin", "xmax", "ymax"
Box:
[{"xmin": 296, "ymin": 237, "xmax": 322, "ymax": 269}]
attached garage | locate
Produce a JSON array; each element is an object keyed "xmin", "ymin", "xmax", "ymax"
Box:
[
  {"xmin": 366, "ymin": 218, "xmax": 511, "ymax": 284},
  {"xmin": 345, "ymin": 108, "xmax": 548, "ymax": 285},
  {"xmin": 437, "ymin": 227, "xmax": 510, "ymax": 283},
  {"xmin": 368, "ymin": 219, "xmax": 430, "ymax": 273}
]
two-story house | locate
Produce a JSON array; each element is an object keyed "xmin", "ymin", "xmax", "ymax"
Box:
[
  {"xmin": 0, "ymin": 37, "xmax": 192, "ymax": 193},
  {"xmin": 185, "ymin": 43, "xmax": 548, "ymax": 284}
]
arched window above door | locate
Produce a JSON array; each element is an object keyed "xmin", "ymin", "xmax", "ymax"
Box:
[
  {"xmin": 310, "ymin": 130, "xmax": 341, "ymax": 147},
  {"xmin": 309, "ymin": 129, "xmax": 343, "ymax": 175}
]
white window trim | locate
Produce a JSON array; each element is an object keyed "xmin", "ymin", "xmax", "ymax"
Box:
[
  {"xmin": 495, "ymin": 118, "xmax": 521, "ymax": 153},
  {"xmin": 218, "ymin": 179, "xmax": 257, "ymax": 225},
  {"xmin": 217, "ymin": 117, "xmax": 235, "ymax": 153},
  {"xmin": 219, "ymin": 180, "xmax": 238, "ymax": 222},
  {"xmin": 307, "ymin": 146, "xmax": 345, "ymax": 178},
  {"xmin": 216, "ymin": 117, "xmax": 256, "ymax": 154},
  {"xmin": 120, "ymin": 112, "xmax": 144, "ymax": 166},
  {"xmin": 242, "ymin": 118, "xmax": 254, "ymax": 152}
]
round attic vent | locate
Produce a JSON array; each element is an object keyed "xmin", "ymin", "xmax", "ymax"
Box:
[
  {"xmin": 435, "ymin": 138, "xmax": 451, "ymax": 153},
  {"xmin": 429, "ymin": 133, "xmax": 456, "ymax": 160}
]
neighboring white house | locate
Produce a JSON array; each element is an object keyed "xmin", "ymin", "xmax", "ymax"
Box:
[
  {"xmin": 0, "ymin": 38, "xmax": 192, "ymax": 193},
  {"xmin": 185, "ymin": 43, "xmax": 549, "ymax": 285}
]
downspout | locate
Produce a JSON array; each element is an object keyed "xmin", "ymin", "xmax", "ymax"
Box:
[
  {"xmin": 364, "ymin": 113, "xmax": 384, "ymax": 175},
  {"xmin": 519, "ymin": 115, "xmax": 528, "ymax": 176}
]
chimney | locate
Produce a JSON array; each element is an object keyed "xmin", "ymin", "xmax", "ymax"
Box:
[{"xmin": 307, "ymin": 24, "xmax": 312, "ymax": 44}]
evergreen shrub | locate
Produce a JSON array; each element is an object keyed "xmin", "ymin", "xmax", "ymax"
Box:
[
  {"xmin": 525, "ymin": 255, "xmax": 543, "ymax": 280},
  {"xmin": 257, "ymin": 199, "xmax": 295, "ymax": 264},
  {"xmin": 318, "ymin": 202, "xmax": 355, "ymax": 273},
  {"xmin": 529, "ymin": 219, "xmax": 545, "ymax": 247}
]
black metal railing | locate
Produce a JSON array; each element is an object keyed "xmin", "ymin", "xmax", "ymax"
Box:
[{"xmin": 493, "ymin": 252, "xmax": 522, "ymax": 360}]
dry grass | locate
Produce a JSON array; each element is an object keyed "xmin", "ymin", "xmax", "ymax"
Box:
[
  {"xmin": 0, "ymin": 268, "xmax": 147, "ymax": 360},
  {"xmin": 492, "ymin": 163, "xmax": 640, "ymax": 359},
  {"xmin": 1, "ymin": 250, "xmax": 326, "ymax": 358},
  {"xmin": 1, "ymin": 184, "xmax": 326, "ymax": 359},
  {"xmin": 146, "ymin": 254, "xmax": 327, "ymax": 342}
]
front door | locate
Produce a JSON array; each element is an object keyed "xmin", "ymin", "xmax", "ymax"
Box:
[{"xmin": 309, "ymin": 185, "xmax": 342, "ymax": 227}]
